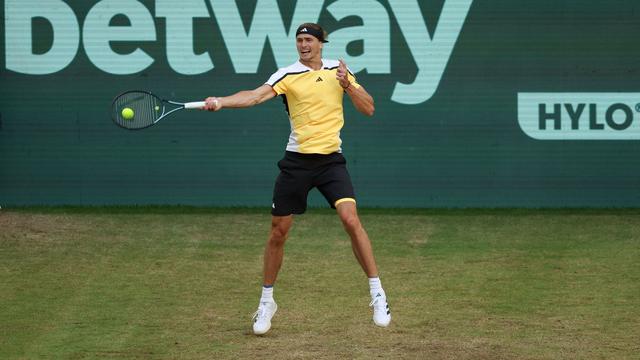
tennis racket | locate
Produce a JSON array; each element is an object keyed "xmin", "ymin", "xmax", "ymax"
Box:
[{"xmin": 111, "ymin": 90, "xmax": 206, "ymax": 130}]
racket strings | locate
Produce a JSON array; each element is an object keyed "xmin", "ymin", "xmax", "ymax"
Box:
[{"xmin": 112, "ymin": 92, "xmax": 161, "ymax": 129}]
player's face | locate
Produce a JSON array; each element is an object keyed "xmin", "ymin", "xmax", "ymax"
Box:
[{"xmin": 296, "ymin": 34, "xmax": 322, "ymax": 63}]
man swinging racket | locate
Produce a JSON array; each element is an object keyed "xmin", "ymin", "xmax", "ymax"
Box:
[{"xmin": 202, "ymin": 23, "xmax": 391, "ymax": 335}]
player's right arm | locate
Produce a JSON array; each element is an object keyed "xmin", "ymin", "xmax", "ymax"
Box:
[{"xmin": 203, "ymin": 84, "xmax": 276, "ymax": 111}]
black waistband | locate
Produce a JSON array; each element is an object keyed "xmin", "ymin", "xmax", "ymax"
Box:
[{"xmin": 285, "ymin": 151, "xmax": 342, "ymax": 159}]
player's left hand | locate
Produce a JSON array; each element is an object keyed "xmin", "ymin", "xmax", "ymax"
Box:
[{"xmin": 336, "ymin": 59, "xmax": 350, "ymax": 90}]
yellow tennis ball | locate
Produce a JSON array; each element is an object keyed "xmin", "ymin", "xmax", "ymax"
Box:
[
  {"xmin": 121, "ymin": 107, "xmax": 134, "ymax": 120},
  {"xmin": 155, "ymin": 105, "xmax": 160, "ymax": 111}
]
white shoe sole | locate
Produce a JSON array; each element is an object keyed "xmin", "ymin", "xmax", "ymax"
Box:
[
  {"xmin": 253, "ymin": 303, "xmax": 277, "ymax": 335},
  {"xmin": 374, "ymin": 316, "xmax": 391, "ymax": 327}
]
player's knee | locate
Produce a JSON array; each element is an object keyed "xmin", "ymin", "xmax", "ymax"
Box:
[
  {"xmin": 270, "ymin": 228, "xmax": 288, "ymax": 245},
  {"xmin": 340, "ymin": 213, "xmax": 361, "ymax": 232},
  {"xmin": 269, "ymin": 221, "xmax": 291, "ymax": 246}
]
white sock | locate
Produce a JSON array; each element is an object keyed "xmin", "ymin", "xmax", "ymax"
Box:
[
  {"xmin": 260, "ymin": 285, "xmax": 274, "ymax": 303},
  {"xmin": 369, "ymin": 277, "xmax": 385, "ymax": 298}
]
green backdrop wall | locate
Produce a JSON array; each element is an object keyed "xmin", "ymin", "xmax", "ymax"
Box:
[{"xmin": 1, "ymin": 0, "xmax": 639, "ymax": 207}]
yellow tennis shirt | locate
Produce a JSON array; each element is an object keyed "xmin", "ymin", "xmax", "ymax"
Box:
[{"xmin": 266, "ymin": 59, "xmax": 360, "ymax": 154}]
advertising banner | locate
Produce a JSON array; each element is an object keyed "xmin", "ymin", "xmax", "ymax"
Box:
[{"xmin": 1, "ymin": 0, "xmax": 639, "ymax": 206}]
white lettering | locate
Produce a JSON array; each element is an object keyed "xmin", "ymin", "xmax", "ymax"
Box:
[
  {"xmin": 5, "ymin": 0, "xmax": 79, "ymax": 74},
  {"xmin": 324, "ymin": 0, "xmax": 390, "ymax": 74},
  {"xmin": 3, "ymin": 0, "xmax": 474, "ymax": 104},
  {"xmin": 388, "ymin": 0, "xmax": 473, "ymax": 104},
  {"xmin": 83, "ymin": 0, "xmax": 156, "ymax": 75},
  {"xmin": 156, "ymin": 0, "xmax": 213, "ymax": 75},
  {"xmin": 208, "ymin": 0, "xmax": 323, "ymax": 72}
]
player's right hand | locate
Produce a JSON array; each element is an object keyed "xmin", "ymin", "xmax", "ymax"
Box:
[{"xmin": 204, "ymin": 97, "xmax": 221, "ymax": 111}]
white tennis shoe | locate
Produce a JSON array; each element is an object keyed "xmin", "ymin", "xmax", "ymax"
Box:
[
  {"xmin": 369, "ymin": 293, "xmax": 391, "ymax": 327},
  {"xmin": 252, "ymin": 300, "xmax": 277, "ymax": 335}
]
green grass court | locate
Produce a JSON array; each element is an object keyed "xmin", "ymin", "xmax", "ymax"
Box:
[{"xmin": 1, "ymin": 208, "xmax": 638, "ymax": 359}]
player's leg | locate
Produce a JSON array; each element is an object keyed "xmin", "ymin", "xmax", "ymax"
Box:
[
  {"xmin": 315, "ymin": 154, "xmax": 380, "ymax": 278},
  {"xmin": 336, "ymin": 201, "xmax": 378, "ymax": 277},
  {"xmin": 336, "ymin": 201, "xmax": 391, "ymax": 327},
  {"xmin": 253, "ymin": 151, "xmax": 310, "ymax": 335},
  {"xmin": 263, "ymin": 215, "xmax": 294, "ymax": 285},
  {"xmin": 253, "ymin": 215, "xmax": 293, "ymax": 335},
  {"xmin": 315, "ymin": 153, "xmax": 391, "ymax": 327}
]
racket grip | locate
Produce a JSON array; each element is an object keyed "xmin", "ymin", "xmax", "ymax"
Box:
[{"xmin": 184, "ymin": 101, "xmax": 206, "ymax": 109}]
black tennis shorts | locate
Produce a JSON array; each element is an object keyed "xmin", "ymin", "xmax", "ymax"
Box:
[{"xmin": 271, "ymin": 151, "xmax": 356, "ymax": 216}]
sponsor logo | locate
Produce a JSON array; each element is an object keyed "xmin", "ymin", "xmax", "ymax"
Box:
[
  {"xmin": 518, "ymin": 93, "xmax": 640, "ymax": 140},
  {"xmin": 3, "ymin": 0, "xmax": 474, "ymax": 105}
]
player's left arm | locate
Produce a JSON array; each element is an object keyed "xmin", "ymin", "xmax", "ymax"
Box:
[{"xmin": 336, "ymin": 59, "xmax": 375, "ymax": 117}]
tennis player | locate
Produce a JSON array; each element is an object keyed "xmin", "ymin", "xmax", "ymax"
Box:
[{"xmin": 202, "ymin": 23, "xmax": 390, "ymax": 335}]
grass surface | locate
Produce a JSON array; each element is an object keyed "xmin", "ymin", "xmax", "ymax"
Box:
[{"xmin": 1, "ymin": 208, "xmax": 639, "ymax": 359}]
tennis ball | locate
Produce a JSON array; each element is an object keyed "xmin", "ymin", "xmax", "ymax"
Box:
[
  {"xmin": 121, "ymin": 107, "xmax": 134, "ymax": 120},
  {"xmin": 155, "ymin": 105, "xmax": 160, "ymax": 111}
]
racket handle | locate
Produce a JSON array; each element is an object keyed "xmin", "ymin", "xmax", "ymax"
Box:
[{"xmin": 184, "ymin": 101, "xmax": 206, "ymax": 109}]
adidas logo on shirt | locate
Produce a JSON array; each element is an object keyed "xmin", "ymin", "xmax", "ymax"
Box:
[{"xmin": 316, "ymin": 77, "xmax": 323, "ymax": 82}]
